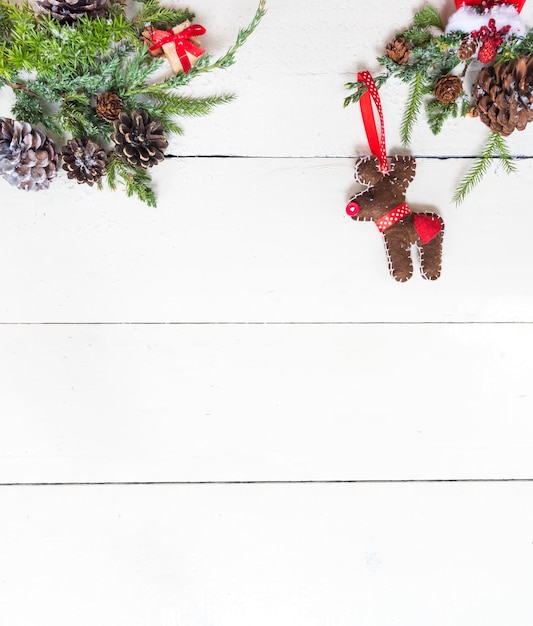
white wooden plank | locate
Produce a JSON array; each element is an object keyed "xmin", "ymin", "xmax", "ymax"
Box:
[
  {"xmin": 2, "ymin": 0, "xmax": 533, "ymax": 158},
  {"xmin": 1, "ymin": 482, "xmax": 532, "ymax": 626},
  {"xmin": 154, "ymin": 0, "xmax": 533, "ymax": 157},
  {"xmin": 0, "ymin": 323, "xmax": 531, "ymax": 483},
  {"xmin": 0, "ymin": 157, "xmax": 532, "ymax": 323}
]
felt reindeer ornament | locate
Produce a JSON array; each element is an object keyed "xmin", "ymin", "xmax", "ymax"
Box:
[{"xmin": 346, "ymin": 72, "xmax": 444, "ymax": 282}]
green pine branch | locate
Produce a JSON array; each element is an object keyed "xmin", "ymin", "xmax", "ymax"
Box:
[
  {"xmin": 496, "ymin": 30, "xmax": 533, "ymax": 61},
  {"xmin": 106, "ymin": 156, "xmax": 157, "ymax": 207},
  {"xmin": 401, "ymin": 72, "xmax": 424, "ymax": 145},
  {"xmin": 413, "ymin": 6, "xmax": 443, "ymax": 30},
  {"xmin": 0, "ymin": 8, "xmax": 133, "ymax": 79},
  {"xmin": 151, "ymin": 93, "xmax": 235, "ymax": 117},
  {"xmin": 109, "ymin": 48, "xmax": 160, "ymax": 95},
  {"xmin": 0, "ymin": 2, "xmax": 12, "ymax": 43},
  {"xmin": 0, "ymin": 0, "xmax": 266, "ymax": 207},
  {"xmin": 459, "ymin": 96, "xmax": 471, "ymax": 118},
  {"xmin": 132, "ymin": 0, "xmax": 194, "ymax": 32},
  {"xmin": 425, "ymin": 100, "xmax": 458, "ymax": 135},
  {"xmin": 164, "ymin": 0, "xmax": 267, "ymax": 89},
  {"xmin": 343, "ymin": 74, "xmax": 389, "ymax": 108},
  {"xmin": 11, "ymin": 87, "xmax": 63, "ymax": 136},
  {"xmin": 453, "ymin": 132, "xmax": 517, "ymax": 204}
]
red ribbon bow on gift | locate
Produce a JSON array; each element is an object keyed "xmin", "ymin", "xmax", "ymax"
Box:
[
  {"xmin": 454, "ymin": 0, "xmax": 526, "ymax": 11},
  {"xmin": 149, "ymin": 24, "xmax": 206, "ymax": 73}
]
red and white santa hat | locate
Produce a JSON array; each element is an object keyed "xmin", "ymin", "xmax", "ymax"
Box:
[{"xmin": 447, "ymin": 0, "xmax": 529, "ymax": 36}]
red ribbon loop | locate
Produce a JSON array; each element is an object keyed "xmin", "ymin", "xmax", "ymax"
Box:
[
  {"xmin": 357, "ymin": 71, "xmax": 388, "ymax": 173},
  {"xmin": 149, "ymin": 25, "xmax": 206, "ymax": 73}
]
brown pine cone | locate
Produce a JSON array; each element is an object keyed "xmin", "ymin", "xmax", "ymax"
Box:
[
  {"xmin": 96, "ymin": 92, "xmax": 123, "ymax": 122},
  {"xmin": 434, "ymin": 74, "xmax": 463, "ymax": 104},
  {"xmin": 61, "ymin": 138, "xmax": 109, "ymax": 186},
  {"xmin": 385, "ymin": 37, "xmax": 410, "ymax": 65},
  {"xmin": 457, "ymin": 36, "xmax": 477, "ymax": 61},
  {"xmin": 112, "ymin": 110, "xmax": 168, "ymax": 169},
  {"xmin": 474, "ymin": 55, "xmax": 533, "ymax": 136}
]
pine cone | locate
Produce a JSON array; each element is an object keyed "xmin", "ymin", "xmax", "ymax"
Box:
[
  {"xmin": 96, "ymin": 92, "xmax": 123, "ymax": 122},
  {"xmin": 37, "ymin": 0, "xmax": 108, "ymax": 23},
  {"xmin": 0, "ymin": 118, "xmax": 57, "ymax": 191},
  {"xmin": 434, "ymin": 74, "xmax": 463, "ymax": 104},
  {"xmin": 385, "ymin": 37, "xmax": 411, "ymax": 65},
  {"xmin": 112, "ymin": 110, "xmax": 168, "ymax": 169},
  {"xmin": 457, "ymin": 36, "xmax": 477, "ymax": 61},
  {"xmin": 61, "ymin": 138, "xmax": 109, "ymax": 186},
  {"xmin": 474, "ymin": 55, "xmax": 533, "ymax": 136}
]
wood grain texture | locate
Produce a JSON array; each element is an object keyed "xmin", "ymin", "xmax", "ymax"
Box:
[
  {"xmin": 1, "ymin": 323, "xmax": 531, "ymax": 483},
  {"xmin": 3, "ymin": 0, "xmax": 533, "ymax": 160},
  {"xmin": 1, "ymin": 0, "xmax": 532, "ymax": 622},
  {"xmin": 0, "ymin": 157, "xmax": 532, "ymax": 323},
  {"xmin": 1, "ymin": 482, "xmax": 533, "ymax": 626}
]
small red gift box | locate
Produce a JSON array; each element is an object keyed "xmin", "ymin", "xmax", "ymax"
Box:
[
  {"xmin": 143, "ymin": 20, "xmax": 206, "ymax": 74},
  {"xmin": 454, "ymin": 0, "xmax": 526, "ymax": 11}
]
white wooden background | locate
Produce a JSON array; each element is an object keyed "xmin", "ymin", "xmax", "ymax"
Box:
[{"xmin": 1, "ymin": 0, "xmax": 533, "ymax": 624}]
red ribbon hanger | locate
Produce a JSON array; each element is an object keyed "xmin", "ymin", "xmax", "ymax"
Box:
[
  {"xmin": 356, "ymin": 71, "xmax": 389, "ymax": 174},
  {"xmin": 454, "ymin": 0, "xmax": 526, "ymax": 11},
  {"xmin": 149, "ymin": 24, "xmax": 206, "ymax": 73}
]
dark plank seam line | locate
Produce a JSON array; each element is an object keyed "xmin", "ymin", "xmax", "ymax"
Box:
[
  {"xmin": 0, "ymin": 321, "xmax": 532, "ymax": 326},
  {"xmin": 1, "ymin": 479, "xmax": 532, "ymax": 487},
  {"xmin": 163, "ymin": 155, "xmax": 533, "ymax": 160}
]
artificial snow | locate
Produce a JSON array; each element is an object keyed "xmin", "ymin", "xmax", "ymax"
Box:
[{"xmin": 445, "ymin": 5, "xmax": 528, "ymax": 36}]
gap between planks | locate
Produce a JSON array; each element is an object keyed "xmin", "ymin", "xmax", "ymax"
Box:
[
  {"xmin": 2, "ymin": 478, "xmax": 533, "ymax": 487},
  {"xmin": 0, "ymin": 321, "xmax": 532, "ymax": 325},
  {"xmin": 163, "ymin": 155, "xmax": 533, "ymax": 160}
]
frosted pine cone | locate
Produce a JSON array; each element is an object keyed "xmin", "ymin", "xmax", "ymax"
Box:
[
  {"xmin": 457, "ymin": 36, "xmax": 477, "ymax": 61},
  {"xmin": 0, "ymin": 118, "xmax": 58, "ymax": 191},
  {"xmin": 61, "ymin": 138, "xmax": 109, "ymax": 186},
  {"xmin": 37, "ymin": 0, "xmax": 108, "ymax": 23}
]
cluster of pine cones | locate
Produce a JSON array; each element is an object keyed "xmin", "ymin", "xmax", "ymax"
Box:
[
  {"xmin": 385, "ymin": 33, "xmax": 533, "ymax": 138},
  {"xmin": 0, "ymin": 0, "xmax": 170, "ymax": 192},
  {"xmin": 0, "ymin": 106, "xmax": 168, "ymax": 192}
]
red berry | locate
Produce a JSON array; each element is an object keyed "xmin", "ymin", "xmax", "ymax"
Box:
[{"xmin": 478, "ymin": 40, "xmax": 497, "ymax": 63}]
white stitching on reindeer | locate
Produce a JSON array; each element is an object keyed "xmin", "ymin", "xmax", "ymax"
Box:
[{"xmin": 347, "ymin": 155, "xmax": 444, "ymax": 282}]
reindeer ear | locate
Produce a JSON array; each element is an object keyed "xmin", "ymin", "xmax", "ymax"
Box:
[
  {"xmin": 354, "ymin": 156, "xmax": 383, "ymax": 186},
  {"xmin": 389, "ymin": 156, "xmax": 416, "ymax": 192}
]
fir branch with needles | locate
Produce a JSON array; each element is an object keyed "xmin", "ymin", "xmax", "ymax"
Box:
[
  {"xmin": 413, "ymin": 6, "xmax": 443, "ymax": 30},
  {"xmin": 106, "ymin": 156, "xmax": 157, "ymax": 208},
  {"xmin": 343, "ymin": 1, "xmax": 533, "ymax": 201},
  {"xmin": 132, "ymin": 0, "xmax": 194, "ymax": 33},
  {"xmin": 453, "ymin": 132, "xmax": 517, "ymax": 204},
  {"xmin": 343, "ymin": 73, "xmax": 389, "ymax": 107},
  {"xmin": 401, "ymin": 72, "xmax": 426, "ymax": 145},
  {"xmin": 0, "ymin": 0, "xmax": 266, "ymax": 205},
  {"xmin": 163, "ymin": 0, "xmax": 267, "ymax": 89},
  {"xmin": 425, "ymin": 99, "xmax": 458, "ymax": 135}
]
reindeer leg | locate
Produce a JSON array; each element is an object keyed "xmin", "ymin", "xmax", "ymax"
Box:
[
  {"xmin": 382, "ymin": 232, "xmax": 413, "ymax": 282},
  {"xmin": 419, "ymin": 231, "xmax": 444, "ymax": 280}
]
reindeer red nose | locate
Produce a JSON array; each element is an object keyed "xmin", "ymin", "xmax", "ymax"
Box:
[{"xmin": 346, "ymin": 201, "xmax": 360, "ymax": 217}]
